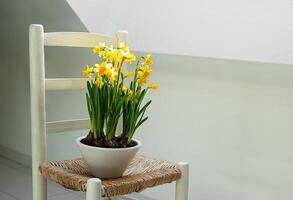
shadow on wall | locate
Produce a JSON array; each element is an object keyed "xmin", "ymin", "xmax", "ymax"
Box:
[{"xmin": 0, "ymin": 0, "xmax": 89, "ymax": 157}]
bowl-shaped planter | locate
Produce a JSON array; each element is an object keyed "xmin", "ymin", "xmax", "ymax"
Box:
[{"xmin": 76, "ymin": 136, "xmax": 142, "ymax": 178}]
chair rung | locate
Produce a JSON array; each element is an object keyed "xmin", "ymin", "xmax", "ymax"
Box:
[
  {"xmin": 45, "ymin": 78, "xmax": 87, "ymax": 90},
  {"xmin": 44, "ymin": 32, "xmax": 117, "ymax": 48},
  {"xmin": 46, "ymin": 118, "xmax": 90, "ymax": 134}
]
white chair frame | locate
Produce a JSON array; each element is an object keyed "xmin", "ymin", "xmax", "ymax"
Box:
[{"xmin": 29, "ymin": 24, "xmax": 189, "ymax": 200}]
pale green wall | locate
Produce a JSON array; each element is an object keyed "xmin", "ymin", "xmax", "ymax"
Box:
[
  {"xmin": 137, "ymin": 54, "xmax": 293, "ymax": 200},
  {"xmin": 47, "ymin": 53, "xmax": 293, "ymax": 200}
]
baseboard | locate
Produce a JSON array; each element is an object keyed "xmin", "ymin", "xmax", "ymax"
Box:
[{"xmin": 0, "ymin": 145, "xmax": 32, "ymax": 167}]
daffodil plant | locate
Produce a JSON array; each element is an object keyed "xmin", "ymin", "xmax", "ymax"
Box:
[{"xmin": 82, "ymin": 43, "xmax": 158, "ymax": 147}]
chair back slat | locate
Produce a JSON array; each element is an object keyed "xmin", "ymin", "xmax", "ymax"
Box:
[
  {"xmin": 44, "ymin": 32, "xmax": 117, "ymax": 47},
  {"xmin": 45, "ymin": 78, "xmax": 87, "ymax": 90},
  {"xmin": 46, "ymin": 118, "xmax": 90, "ymax": 134}
]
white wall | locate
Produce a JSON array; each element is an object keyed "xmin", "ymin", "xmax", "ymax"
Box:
[{"xmin": 67, "ymin": 0, "xmax": 293, "ymax": 65}]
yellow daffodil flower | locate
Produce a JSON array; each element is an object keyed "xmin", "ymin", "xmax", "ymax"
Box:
[
  {"xmin": 95, "ymin": 78, "xmax": 104, "ymax": 87},
  {"xmin": 128, "ymin": 90, "xmax": 134, "ymax": 99},
  {"xmin": 126, "ymin": 71, "xmax": 133, "ymax": 79},
  {"xmin": 122, "ymin": 86, "xmax": 128, "ymax": 94},
  {"xmin": 142, "ymin": 54, "xmax": 153, "ymax": 66},
  {"xmin": 92, "ymin": 47, "xmax": 100, "ymax": 55},
  {"xmin": 106, "ymin": 62, "xmax": 113, "ymax": 68},
  {"xmin": 113, "ymin": 53, "xmax": 123, "ymax": 63},
  {"xmin": 105, "ymin": 68, "xmax": 113, "ymax": 78},
  {"xmin": 110, "ymin": 79, "xmax": 116, "ymax": 87},
  {"xmin": 111, "ymin": 70, "xmax": 118, "ymax": 82},
  {"xmin": 97, "ymin": 62, "xmax": 106, "ymax": 76},
  {"xmin": 92, "ymin": 42, "xmax": 106, "ymax": 56},
  {"xmin": 113, "ymin": 66, "xmax": 119, "ymax": 72},
  {"xmin": 82, "ymin": 65, "xmax": 94, "ymax": 78},
  {"xmin": 138, "ymin": 66, "xmax": 152, "ymax": 79},
  {"xmin": 149, "ymin": 83, "xmax": 159, "ymax": 90},
  {"xmin": 119, "ymin": 43, "xmax": 130, "ymax": 52},
  {"xmin": 137, "ymin": 78, "xmax": 148, "ymax": 86},
  {"xmin": 123, "ymin": 52, "xmax": 136, "ymax": 63},
  {"xmin": 104, "ymin": 51, "xmax": 114, "ymax": 61}
]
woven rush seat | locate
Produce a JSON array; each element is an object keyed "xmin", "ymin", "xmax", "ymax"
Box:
[{"xmin": 39, "ymin": 155, "xmax": 181, "ymax": 197}]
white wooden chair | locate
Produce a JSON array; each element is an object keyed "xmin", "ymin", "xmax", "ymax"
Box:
[{"xmin": 29, "ymin": 24, "xmax": 189, "ymax": 200}]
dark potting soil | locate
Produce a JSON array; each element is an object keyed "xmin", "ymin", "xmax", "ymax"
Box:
[{"xmin": 80, "ymin": 131, "xmax": 137, "ymax": 148}]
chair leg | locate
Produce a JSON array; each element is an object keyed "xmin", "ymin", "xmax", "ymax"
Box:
[
  {"xmin": 32, "ymin": 174, "xmax": 47, "ymax": 200},
  {"xmin": 175, "ymin": 162, "xmax": 189, "ymax": 200},
  {"xmin": 86, "ymin": 178, "xmax": 102, "ymax": 200},
  {"xmin": 30, "ymin": 24, "xmax": 47, "ymax": 200}
]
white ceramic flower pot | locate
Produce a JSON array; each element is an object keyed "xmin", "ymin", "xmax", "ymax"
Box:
[{"xmin": 76, "ymin": 136, "xmax": 142, "ymax": 179}]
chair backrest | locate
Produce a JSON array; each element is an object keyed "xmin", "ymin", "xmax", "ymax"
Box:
[{"xmin": 29, "ymin": 24, "xmax": 127, "ymax": 199}]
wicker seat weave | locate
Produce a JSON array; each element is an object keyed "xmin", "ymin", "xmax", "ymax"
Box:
[{"xmin": 39, "ymin": 155, "xmax": 181, "ymax": 197}]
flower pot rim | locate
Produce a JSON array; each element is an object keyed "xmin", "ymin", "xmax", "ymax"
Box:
[{"xmin": 76, "ymin": 136, "xmax": 142, "ymax": 151}]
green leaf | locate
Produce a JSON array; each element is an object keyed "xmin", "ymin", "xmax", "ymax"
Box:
[
  {"xmin": 138, "ymin": 100, "xmax": 152, "ymax": 117},
  {"xmin": 135, "ymin": 116, "xmax": 148, "ymax": 130},
  {"xmin": 86, "ymin": 93, "xmax": 92, "ymax": 114}
]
